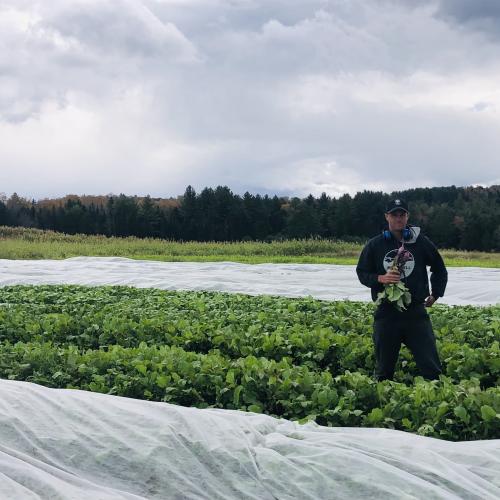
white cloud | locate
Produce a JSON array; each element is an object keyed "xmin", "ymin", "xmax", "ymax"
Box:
[
  {"xmin": 0, "ymin": 0, "xmax": 199, "ymax": 122},
  {"xmin": 281, "ymin": 70, "xmax": 500, "ymax": 116},
  {"xmin": 0, "ymin": 90, "xmax": 220, "ymax": 197}
]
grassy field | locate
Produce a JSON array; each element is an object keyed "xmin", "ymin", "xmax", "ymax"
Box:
[{"xmin": 1, "ymin": 225, "xmax": 499, "ymax": 267}]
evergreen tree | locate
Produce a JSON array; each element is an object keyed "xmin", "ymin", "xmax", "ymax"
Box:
[
  {"xmin": 197, "ymin": 187, "xmax": 217, "ymax": 240},
  {"xmin": 330, "ymin": 194, "xmax": 353, "ymax": 238},
  {"xmin": 285, "ymin": 197, "xmax": 321, "ymax": 238},
  {"xmin": 107, "ymin": 195, "xmax": 139, "ymax": 237},
  {"xmin": 351, "ymin": 191, "xmax": 386, "ymax": 237},
  {"xmin": 316, "ymin": 193, "xmax": 331, "ymax": 237},
  {"xmin": 179, "ymin": 186, "xmax": 198, "ymax": 240},
  {"xmin": 0, "ymin": 199, "xmax": 7, "ymax": 225},
  {"xmin": 6, "ymin": 193, "xmax": 34, "ymax": 227},
  {"xmin": 426, "ymin": 205, "xmax": 460, "ymax": 248},
  {"xmin": 138, "ymin": 195, "xmax": 161, "ymax": 238}
]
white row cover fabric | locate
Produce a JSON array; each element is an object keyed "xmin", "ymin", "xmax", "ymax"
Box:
[
  {"xmin": 0, "ymin": 257, "xmax": 499, "ymax": 305},
  {"xmin": 1, "ymin": 379, "xmax": 499, "ymax": 500}
]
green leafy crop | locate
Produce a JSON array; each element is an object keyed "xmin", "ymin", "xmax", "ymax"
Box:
[{"xmin": 0, "ymin": 285, "xmax": 498, "ymax": 440}]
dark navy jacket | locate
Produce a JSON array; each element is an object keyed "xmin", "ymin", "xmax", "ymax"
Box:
[{"xmin": 356, "ymin": 227, "xmax": 448, "ymax": 305}]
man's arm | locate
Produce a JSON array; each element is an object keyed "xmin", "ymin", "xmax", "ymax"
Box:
[
  {"xmin": 356, "ymin": 241, "xmax": 398, "ymax": 287},
  {"xmin": 356, "ymin": 242, "xmax": 379, "ymax": 288},
  {"xmin": 423, "ymin": 236, "xmax": 448, "ymax": 301},
  {"xmin": 357, "ymin": 240, "xmax": 401, "ymax": 287}
]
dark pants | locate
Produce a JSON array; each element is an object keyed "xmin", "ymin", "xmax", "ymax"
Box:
[{"xmin": 373, "ymin": 304, "xmax": 442, "ymax": 381}]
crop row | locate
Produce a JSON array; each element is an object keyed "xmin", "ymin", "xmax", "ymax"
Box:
[
  {"xmin": 0, "ymin": 340, "xmax": 498, "ymax": 441},
  {"xmin": 0, "ymin": 286, "xmax": 498, "ymax": 387},
  {"xmin": 0, "ymin": 285, "xmax": 498, "ymax": 440}
]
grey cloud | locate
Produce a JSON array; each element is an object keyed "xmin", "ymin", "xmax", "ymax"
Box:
[
  {"xmin": 436, "ymin": 0, "xmax": 500, "ymax": 38},
  {"xmin": 39, "ymin": 0, "xmax": 198, "ymax": 60},
  {"xmin": 146, "ymin": 0, "xmax": 330, "ymax": 34},
  {"xmin": 437, "ymin": 0, "xmax": 500, "ymax": 22}
]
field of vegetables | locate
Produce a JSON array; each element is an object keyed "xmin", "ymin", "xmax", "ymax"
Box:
[{"xmin": 0, "ymin": 285, "xmax": 498, "ymax": 441}]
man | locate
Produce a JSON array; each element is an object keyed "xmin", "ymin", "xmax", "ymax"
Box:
[{"xmin": 356, "ymin": 199, "xmax": 448, "ymax": 381}]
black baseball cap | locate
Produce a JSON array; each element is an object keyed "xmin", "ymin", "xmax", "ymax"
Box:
[{"xmin": 386, "ymin": 199, "xmax": 409, "ymax": 213}]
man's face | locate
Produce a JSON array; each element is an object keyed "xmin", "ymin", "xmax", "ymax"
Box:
[{"xmin": 385, "ymin": 209, "xmax": 409, "ymax": 232}]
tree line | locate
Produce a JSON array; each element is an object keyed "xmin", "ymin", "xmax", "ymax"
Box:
[{"xmin": 0, "ymin": 185, "xmax": 498, "ymax": 251}]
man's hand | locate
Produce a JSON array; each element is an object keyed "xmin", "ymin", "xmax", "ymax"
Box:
[
  {"xmin": 378, "ymin": 270, "xmax": 400, "ymax": 284},
  {"xmin": 424, "ymin": 295, "xmax": 437, "ymax": 307}
]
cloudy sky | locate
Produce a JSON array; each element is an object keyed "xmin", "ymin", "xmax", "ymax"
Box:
[{"xmin": 1, "ymin": 0, "xmax": 499, "ymax": 200}]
